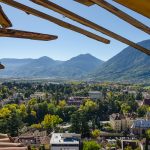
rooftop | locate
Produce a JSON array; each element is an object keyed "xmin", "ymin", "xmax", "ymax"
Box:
[
  {"xmin": 50, "ymin": 133, "xmax": 81, "ymax": 145},
  {"xmin": 131, "ymin": 119, "xmax": 150, "ymax": 128},
  {"xmin": 110, "ymin": 113, "xmax": 125, "ymax": 120}
]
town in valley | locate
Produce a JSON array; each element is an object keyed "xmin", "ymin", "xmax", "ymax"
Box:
[{"xmin": 0, "ymin": 80, "xmax": 150, "ymax": 150}]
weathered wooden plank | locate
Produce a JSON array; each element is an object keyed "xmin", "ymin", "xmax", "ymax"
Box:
[
  {"xmin": 0, "ymin": 5, "xmax": 12, "ymax": 28},
  {"xmin": 0, "ymin": 28, "xmax": 58, "ymax": 41},
  {"xmin": 30, "ymin": 0, "xmax": 150, "ymax": 55},
  {"xmin": 0, "ymin": 0, "xmax": 109, "ymax": 44},
  {"xmin": 90, "ymin": 0, "xmax": 150, "ymax": 34}
]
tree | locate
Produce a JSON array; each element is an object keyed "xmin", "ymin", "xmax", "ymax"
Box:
[
  {"xmin": 121, "ymin": 103, "xmax": 131, "ymax": 114},
  {"xmin": 80, "ymin": 100, "xmax": 98, "ymax": 128},
  {"xmin": 0, "ymin": 111, "xmax": 23, "ymax": 136},
  {"xmin": 58, "ymin": 100, "xmax": 67, "ymax": 108},
  {"xmin": 136, "ymin": 91, "xmax": 143, "ymax": 100},
  {"xmin": 71, "ymin": 111, "xmax": 90, "ymax": 137},
  {"xmin": 7, "ymin": 112, "xmax": 23, "ymax": 136},
  {"xmin": 80, "ymin": 112, "xmax": 90, "ymax": 137},
  {"xmin": 83, "ymin": 141, "xmax": 100, "ymax": 150},
  {"xmin": 39, "ymin": 145, "xmax": 45, "ymax": 150},
  {"xmin": 0, "ymin": 105, "xmax": 23, "ymax": 136},
  {"xmin": 70, "ymin": 112, "xmax": 81, "ymax": 134},
  {"xmin": 137, "ymin": 105, "xmax": 148, "ymax": 117},
  {"xmin": 146, "ymin": 129, "xmax": 150, "ymax": 139},
  {"xmin": 124, "ymin": 146, "xmax": 132, "ymax": 150},
  {"xmin": 31, "ymin": 123, "xmax": 42, "ymax": 129},
  {"xmin": 91, "ymin": 129, "xmax": 101, "ymax": 139},
  {"xmin": 56, "ymin": 105, "xmax": 77, "ymax": 122},
  {"xmin": 28, "ymin": 98, "xmax": 37, "ymax": 105},
  {"xmin": 42, "ymin": 114, "xmax": 62, "ymax": 132},
  {"xmin": 145, "ymin": 129, "xmax": 150, "ymax": 150},
  {"xmin": 36, "ymin": 101, "xmax": 49, "ymax": 122}
]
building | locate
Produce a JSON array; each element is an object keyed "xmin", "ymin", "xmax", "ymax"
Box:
[
  {"xmin": 131, "ymin": 111, "xmax": 150, "ymax": 136},
  {"xmin": 110, "ymin": 113, "xmax": 135, "ymax": 132},
  {"xmin": 50, "ymin": 133, "xmax": 81, "ymax": 150},
  {"xmin": 17, "ymin": 136, "xmax": 37, "ymax": 146},
  {"xmin": 131, "ymin": 119, "xmax": 150, "ymax": 135},
  {"xmin": 30, "ymin": 92, "xmax": 49, "ymax": 100},
  {"xmin": 17, "ymin": 130, "xmax": 49, "ymax": 146},
  {"xmin": 142, "ymin": 98, "xmax": 150, "ymax": 106},
  {"xmin": 88, "ymin": 91, "xmax": 102, "ymax": 100},
  {"xmin": 121, "ymin": 140, "xmax": 140, "ymax": 150},
  {"xmin": 67, "ymin": 96, "xmax": 89, "ymax": 107},
  {"xmin": 142, "ymin": 92, "xmax": 150, "ymax": 99}
]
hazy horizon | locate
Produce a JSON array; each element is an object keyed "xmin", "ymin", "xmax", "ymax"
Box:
[{"xmin": 0, "ymin": 53, "xmax": 105, "ymax": 61}]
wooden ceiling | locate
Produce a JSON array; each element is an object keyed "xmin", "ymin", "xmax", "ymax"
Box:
[
  {"xmin": 114, "ymin": 0, "xmax": 150, "ymax": 19},
  {"xmin": 0, "ymin": 0, "xmax": 149, "ymax": 55}
]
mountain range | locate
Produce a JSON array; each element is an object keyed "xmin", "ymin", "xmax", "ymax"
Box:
[
  {"xmin": 0, "ymin": 54, "xmax": 103, "ymax": 79},
  {"xmin": 91, "ymin": 39, "xmax": 150, "ymax": 82},
  {"xmin": 0, "ymin": 39, "xmax": 150, "ymax": 82}
]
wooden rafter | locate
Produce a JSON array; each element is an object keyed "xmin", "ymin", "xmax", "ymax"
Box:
[
  {"xmin": 90, "ymin": 0, "xmax": 150, "ymax": 35},
  {"xmin": 75, "ymin": 0, "xmax": 94, "ymax": 6},
  {"xmin": 0, "ymin": 0, "xmax": 109, "ymax": 44},
  {"xmin": 0, "ymin": 63, "xmax": 5, "ymax": 69},
  {"xmin": 0, "ymin": 5, "xmax": 12, "ymax": 28},
  {"xmin": 30, "ymin": 0, "xmax": 150, "ymax": 55},
  {"xmin": 74, "ymin": 0, "xmax": 150, "ymax": 34},
  {"xmin": 0, "ymin": 28, "xmax": 58, "ymax": 41}
]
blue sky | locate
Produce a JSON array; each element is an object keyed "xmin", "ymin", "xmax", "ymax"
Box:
[{"xmin": 0, "ymin": 0, "xmax": 149, "ymax": 61}]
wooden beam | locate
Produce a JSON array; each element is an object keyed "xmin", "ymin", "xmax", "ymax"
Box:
[
  {"xmin": 75, "ymin": 0, "xmax": 94, "ymax": 6},
  {"xmin": 90, "ymin": 0, "xmax": 150, "ymax": 34},
  {"xmin": 0, "ymin": 5, "xmax": 12, "ymax": 28},
  {"xmin": 30, "ymin": 0, "xmax": 150, "ymax": 55},
  {"xmin": 0, "ymin": 28, "xmax": 58, "ymax": 41},
  {"xmin": 0, "ymin": 148, "xmax": 27, "ymax": 150},
  {"xmin": 0, "ymin": 63, "xmax": 5, "ymax": 69},
  {"xmin": 0, "ymin": 138, "xmax": 10, "ymax": 143},
  {"xmin": 0, "ymin": 134, "xmax": 8, "ymax": 139},
  {"xmin": 0, "ymin": 0, "xmax": 110, "ymax": 44},
  {"xmin": 0, "ymin": 142, "xmax": 23, "ymax": 147}
]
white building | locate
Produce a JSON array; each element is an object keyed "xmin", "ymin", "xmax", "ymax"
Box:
[
  {"xmin": 50, "ymin": 133, "xmax": 81, "ymax": 150},
  {"xmin": 88, "ymin": 91, "xmax": 102, "ymax": 100}
]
